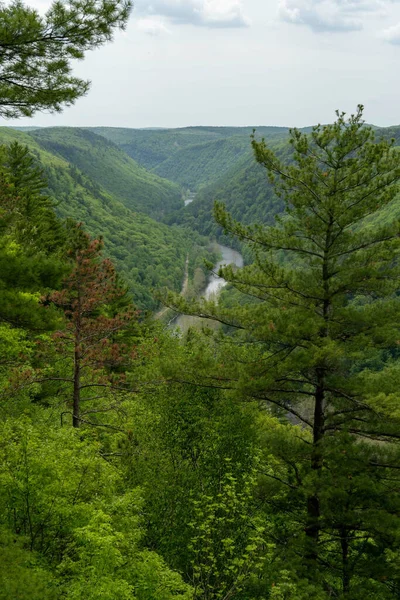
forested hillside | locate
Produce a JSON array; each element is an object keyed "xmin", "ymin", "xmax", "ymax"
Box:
[
  {"xmin": 3, "ymin": 99, "xmax": 400, "ymax": 598},
  {"xmin": 3, "ymin": 14, "xmax": 400, "ymax": 594},
  {"xmin": 160, "ymin": 111, "xmax": 400, "ymax": 597},
  {"xmin": 90, "ymin": 126, "xmax": 291, "ymax": 189},
  {"xmin": 2, "ymin": 0, "xmax": 400, "ymax": 595},
  {"xmin": 174, "ymin": 154, "xmax": 283, "ymax": 239},
  {"xmin": 88, "ymin": 126, "xmax": 227, "ymax": 169},
  {"xmin": 170, "ymin": 125, "xmax": 400, "ymax": 242},
  {"xmin": 167, "ymin": 136, "xmax": 292, "ymax": 247},
  {"xmin": 0, "ymin": 127, "xmax": 214, "ymax": 310},
  {"xmin": 31, "ymin": 127, "xmax": 183, "ymax": 220},
  {"xmin": 153, "ymin": 136, "xmax": 250, "ymax": 190},
  {"xmin": 8, "ymin": 107, "xmax": 400, "ymax": 599}
]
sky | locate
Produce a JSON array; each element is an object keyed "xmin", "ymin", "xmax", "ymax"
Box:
[{"xmin": 6, "ymin": 0, "xmax": 400, "ymax": 128}]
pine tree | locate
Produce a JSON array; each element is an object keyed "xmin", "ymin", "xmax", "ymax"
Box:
[
  {"xmin": 164, "ymin": 106, "xmax": 400, "ymax": 596},
  {"xmin": 0, "ymin": 142, "xmax": 65, "ymax": 331},
  {"xmin": 48, "ymin": 229, "xmax": 138, "ymax": 428},
  {"xmin": 0, "ymin": 0, "xmax": 132, "ymax": 118}
]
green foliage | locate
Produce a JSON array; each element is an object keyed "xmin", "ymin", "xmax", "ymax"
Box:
[
  {"xmin": 58, "ymin": 508, "xmax": 135, "ymax": 600},
  {"xmin": 268, "ymin": 570, "xmax": 327, "ymax": 600},
  {"xmin": 164, "ymin": 106, "xmax": 400, "ymax": 596},
  {"xmin": 0, "ymin": 529, "xmax": 56, "ymax": 600},
  {"xmin": 168, "ymin": 137, "xmax": 291, "ymax": 254},
  {"xmin": 91, "ymin": 126, "xmax": 292, "ymax": 189},
  {"xmin": 0, "ymin": 0, "xmax": 132, "ymax": 118},
  {"xmin": 182, "ymin": 153, "xmax": 284, "ymax": 240},
  {"xmin": 118, "ymin": 339, "xmax": 260, "ymax": 585},
  {"xmin": 88, "ymin": 126, "xmax": 269, "ymax": 171},
  {"xmin": 188, "ymin": 466, "xmax": 265, "ymax": 599},
  {"xmin": 0, "ymin": 419, "xmax": 121, "ymax": 553},
  {"xmin": 4, "ymin": 108, "xmax": 400, "ymax": 600},
  {"xmin": 154, "ymin": 136, "xmax": 251, "ymax": 191},
  {"xmin": 0, "ymin": 417, "xmax": 192, "ymax": 598},
  {"xmin": 132, "ymin": 551, "xmax": 193, "ymax": 600},
  {"xmin": 0, "ymin": 128, "xmax": 215, "ymax": 311},
  {"xmin": 45, "ymin": 156, "xmax": 193, "ymax": 310},
  {"xmin": 31, "ymin": 128, "xmax": 183, "ymax": 220},
  {"xmin": 0, "ymin": 140, "xmax": 200, "ymax": 598},
  {"xmin": 0, "ymin": 142, "xmax": 66, "ymax": 331}
]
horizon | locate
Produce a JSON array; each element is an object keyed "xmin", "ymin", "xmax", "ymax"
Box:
[
  {"xmin": 7, "ymin": 121, "xmax": 400, "ymax": 131},
  {"xmin": 4, "ymin": 0, "xmax": 400, "ymax": 130}
]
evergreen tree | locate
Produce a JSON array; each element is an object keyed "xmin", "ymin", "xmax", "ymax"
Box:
[
  {"xmin": 0, "ymin": 142, "xmax": 65, "ymax": 331},
  {"xmin": 163, "ymin": 106, "xmax": 400, "ymax": 597},
  {"xmin": 48, "ymin": 229, "xmax": 138, "ymax": 428},
  {"xmin": 0, "ymin": 0, "xmax": 132, "ymax": 118}
]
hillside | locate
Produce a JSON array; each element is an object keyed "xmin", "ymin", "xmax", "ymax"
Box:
[
  {"xmin": 169, "ymin": 135, "xmax": 292, "ymax": 244},
  {"xmin": 171, "ymin": 124, "xmax": 400, "ymax": 242},
  {"xmin": 30, "ymin": 127, "xmax": 183, "ymax": 221},
  {"xmin": 0, "ymin": 127, "xmax": 213, "ymax": 311},
  {"xmin": 153, "ymin": 136, "xmax": 251, "ymax": 191},
  {"xmin": 89, "ymin": 126, "xmax": 291, "ymax": 190},
  {"xmin": 189, "ymin": 155, "xmax": 281, "ymax": 231},
  {"xmin": 88, "ymin": 126, "xmax": 227, "ymax": 169}
]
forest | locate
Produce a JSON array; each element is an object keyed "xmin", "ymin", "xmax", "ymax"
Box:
[{"xmin": 1, "ymin": 0, "xmax": 400, "ymax": 598}]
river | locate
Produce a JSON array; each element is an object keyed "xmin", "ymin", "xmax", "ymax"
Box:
[
  {"xmin": 171, "ymin": 244, "xmax": 243, "ymax": 333},
  {"xmin": 184, "ymin": 192, "xmax": 196, "ymax": 207}
]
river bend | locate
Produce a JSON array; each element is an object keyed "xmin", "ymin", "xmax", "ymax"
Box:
[{"xmin": 172, "ymin": 244, "xmax": 243, "ymax": 333}]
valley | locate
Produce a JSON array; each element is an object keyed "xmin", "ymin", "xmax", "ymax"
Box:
[
  {"xmin": 3, "ymin": 1, "xmax": 400, "ymax": 597},
  {"xmin": 3, "ymin": 111, "xmax": 400, "ymax": 599},
  {"xmin": 11, "ymin": 121, "xmax": 400, "ymax": 317},
  {"xmin": 172, "ymin": 243, "xmax": 244, "ymax": 333},
  {"xmin": 3, "ymin": 123, "xmax": 291, "ymax": 316}
]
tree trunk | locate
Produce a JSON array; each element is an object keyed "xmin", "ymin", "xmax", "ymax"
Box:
[
  {"xmin": 304, "ymin": 218, "xmax": 331, "ymax": 560},
  {"xmin": 72, "ymin": 349, "xmax": 80, "ymax": 428},
  {"xmin": 341, "ymin": 527, "xmax": 350, "ymax": 595},
  {"xmin": 305, "ymin": 378, "xmax": 325, "ymax": 560},
  {"xmin": 72, "ymin": 307, "xmax": 81, "ymax": 428}
]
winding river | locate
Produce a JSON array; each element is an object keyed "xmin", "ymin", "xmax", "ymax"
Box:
[{"xmin": 172, "ymin": 244, "xmax": 243, "ymax": 333}]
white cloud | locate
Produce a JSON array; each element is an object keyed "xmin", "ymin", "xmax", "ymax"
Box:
[
  {"xmin": 278, "ymin": 0, "xmax": 387, "ymax": 32},
  {"xmin": 136, "ymin": 16, "xmax": 171, "ymax": 35},
  {"xmin": 381, "ymin": 21, "xmax": 400, "ymax": 42},
  {"xmin": 136, "ymin": 0, "xmax": 250, "ymax": 28}
]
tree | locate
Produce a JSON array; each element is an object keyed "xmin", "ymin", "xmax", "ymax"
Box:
[
  {"xmin": 163, "ymin": 106, "xmax": 400, "ymax": 596},
  {"xmin": 118, "ymin": 381, "xmax": 264, "ymax": 599},
  {"xmin": 0, "ymin": 0, "xmax": 132, "ymax": 118},
  {"xmin": 0, "ymin": 418, "xmax": 193, "ymax": 600},
  {"xmin": 0, "ymin": 142, "xmax": 65, "ymax": 331},
  {"xmin": 47, "ymin": 229, "xmax": 138, "ymax": 428},
  {"xmin": 188, "ymin": 467, "xmax": 265, "ymax": 600}
]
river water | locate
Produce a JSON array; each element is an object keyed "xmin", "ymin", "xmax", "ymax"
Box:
[
  {"xmin": 172, "ymin": 244, "xmax": 243, "ymax": 333},
  {"xmin": 184, "ymin": 192, "xmax": 196, "ymax": 207}
]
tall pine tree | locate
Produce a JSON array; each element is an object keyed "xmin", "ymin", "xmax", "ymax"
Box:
[{"xmin": 163, "ymin": 106, "xmax": 400, "ymax": 597}]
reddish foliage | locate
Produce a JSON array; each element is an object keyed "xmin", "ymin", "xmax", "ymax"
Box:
[{"xmin": 47, "ymin": 233, "xmax": 139, "ymax": 426}]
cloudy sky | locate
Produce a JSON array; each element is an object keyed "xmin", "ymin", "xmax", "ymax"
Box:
[{"xmin": 7, "ymin": 0, "xmax": 400, "ymax": 128}]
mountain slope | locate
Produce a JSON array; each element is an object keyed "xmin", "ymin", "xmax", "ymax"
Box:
[
  {"xmin": 176, "ymin": 125, "xmax": 400, "ymax": 241},
  {"xmin": 0, "ymin": 127, "xmax": 211, "ymax": 310},
  {"xmin": 30, "ymin": 127, "xmax": 183, "ymax": 220},
  {"xmin": 172, "ymin": 135, "xmax": 293, "ymax": 240},
  {"xmin": 153, "ymin": 136, "xmax": 251, "ymax": 191},
  {"xmin": 88, "ymin": 126, "xmax": 291, "ymax": 189},
  {"xmin": 88, "ymin": 127, "xmax": 226, "ymax": 169},
  {"xmin": 173, "ymin": 154, "xmax": 281, "ymax": 243}
]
